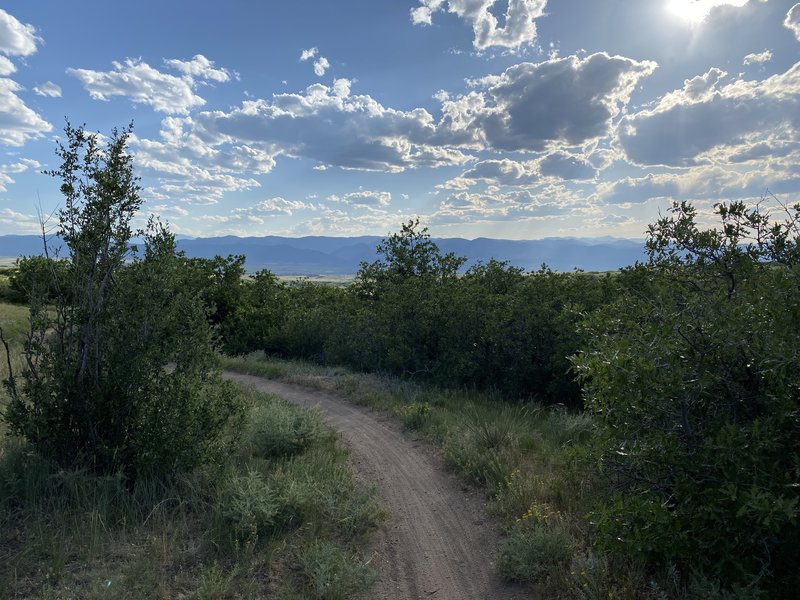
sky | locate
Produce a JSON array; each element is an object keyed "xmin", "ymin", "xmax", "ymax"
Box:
[{"xmin": 0, "ymin": 0, "xmax": 799, "ymax": 240}]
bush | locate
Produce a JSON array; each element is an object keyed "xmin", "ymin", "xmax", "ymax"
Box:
[
  {"xmin": 217, "ymin": 469, "xmax": 281, "ymax": 547},
  {"xmin": 496, "ymin": 518, "xmax": 573, "ymax": 583},
  {"xmin": 247, "ymin": 396, "xmax": 325, "ymax": 459},
  {"xmin": 573, "ymin": 200, "xmax": 800, "ymax": 594},
  {"xmin": 2, "ymin": 123, "xmax": 243, "ymax": 480}
]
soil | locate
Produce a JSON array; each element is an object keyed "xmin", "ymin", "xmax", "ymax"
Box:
[{"xmin": 222, "ymin": 371, "xmax": 534, "ymax": 600}]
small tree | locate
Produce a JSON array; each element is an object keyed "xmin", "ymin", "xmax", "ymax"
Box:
[{"xmin": 2, "ymin": 122, "xmax": 241, "ymax": 479}]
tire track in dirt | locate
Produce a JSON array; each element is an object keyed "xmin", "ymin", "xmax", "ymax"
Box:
[{"xmin": 222, "ymin": 371, "xmax": 532, "ymax": 600}]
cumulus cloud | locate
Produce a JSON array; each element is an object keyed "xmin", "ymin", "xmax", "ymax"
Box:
[
  {"xmin": 411, "ymin": 0, "xmax": 444, "ymax": 25},
  {"xmin": 440, "ymin": 53, "xmax": 657, "ymax": 153},
  {"xmin": 0, "ymin": 56, "xmax": 15, "ymax": 76},
  {"xmin": 313, "ymin": 56, "xmax": 330, "ymax": 77},
  {"xmin": 132, "ymin": 123, "xmax": 269, "ymax": 205},
  {"xmin": 164, "ymin": 54, "xmax": 232, "ymax": 82},
  {"xmin": 33, "ymin": 81, "xmax": 62, "ymax": 97},
  {"xmin": 618, "ymin": 62, "xmax": 800, "ymax": 167},
  {"xmin": 190, "ymin": 79, "xmax": 473, "ymax": 172},
  {"xmin": 743, "ymin": 50, "xmax": 772, "ymax": 65},
  {"xmin": 299, "ymin": 47, "xmax": 330, "ymax": 76},
  {"xmin": 785, "ymin": 3, "xmax": 800, "ymax": 41},
  {"xmin": 411, "ymin": 0, "xmax": 548, "ymax": 51},
  {"xmin": 598, "ymin": 173, "xmax": 680, "ymax": 205},
  {"xmin": 0, "ymin": 77, "xmax": 53, "ymax": 145},
  {"xmin": 334, "ymin": 190, "xmax": 392, "ymax": 208},
  {"xmin": 431, "ymin": 186, "xmax": 575, "ymax": 226},
  {"xmin": 300, "ymin": 47, "xmax": 318, "ymax": 61},
  {"xmin": 0, "ymin": 9, "xmax": 40, "ymax": 57},
  {"xmin": 0, "ymin": 10, "xmax": 51, "ymax": 145},
  {"xmin": 442, "ymin": 147, "xmax": 600, "ymax": 190},
  {"xmin": 228, "ymin": 197, "xmax": 320, "ymax": 223},
  {"xmin": 539, "ymin": 151, "xmax": 597, "ymax": 180},
  {"xmin": 68, "ymin": 59, "xmax": 206, "ymax": 114},
  {"xmin": 68, "ymin": 55, "xmax": 234, "ymax": 114}
]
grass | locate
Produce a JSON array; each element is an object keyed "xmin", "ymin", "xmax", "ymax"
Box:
[
  {"xmin": 221, "ymin": 352, "xmax": 604, "ymax": 597},
  {"xmin": 0, "ymin": 307, "xmax": 384, "ymax": 599}
]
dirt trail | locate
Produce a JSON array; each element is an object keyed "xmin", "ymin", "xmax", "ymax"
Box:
[{"xmin": 223, "ymin": 371, "xmax": 531, "ymax": 600}]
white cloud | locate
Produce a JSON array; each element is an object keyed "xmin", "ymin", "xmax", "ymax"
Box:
[
  {"xmin": 0, "ymin": 10, "xmax": 51, "ymax": 146},
  {"xmin": 411, "ymin": 0, "xmax": 445, "ymax": 25},
  {"xmin": 233, "ymin": 197, "xmax": 320, "ymax": 218},
  {"xmin": 785, "ymin": 3, "xmax": 800, "ymax": 41},
  {"xmin": 68, "ymin": 58, "xmax": 207, "ymax": 114},
  {"xmin": 0, "ymin": 9, "xmax": 40, "ymax": 57},
  {"xmin": 0, "ymin": 159, "xmax": 37, "ymax": 192},
  {"xmin": 340, "ymin": 190, "xmax": 392, "ymax": 207},
  {"xmin": 439, "ymin": 53, "xmax": 657, "ymax": 152},
  {"xmin": 742, "ymin": 50, "xmax": 772, "ymax": 65},
  {"xmin": 313, "ymin": 56, "xmax": 330, "ymax": 77},
  {"xmin": 0, "ymin": 56, "xmax": 15, "ymax": 76},
  {"xmin": 411, "ymin": 0, "xmax": 548, "ymax": 51},
  {"xmin": 164, "ymin": 54, "xmax": 232, "ymax": 82},
  {"xmin": 441, "ymin": 151, "xmax": 596, "ymax": 190},
  {"xmin": 300, "ymin": 47, "xmax": 330, "ymax": 77},
  {"xmin": 1, "ymin": 158, "xmax": 41, "ymax": 174},
  {"xmin": 597, "ymin": 162, "xmax": 800, "ymax": 205},
  {"xmin": 618, "ymin": 62, "xmax": 800, "ymax": 167},
  {"xmin": 0, "ymin": 207, "xmax": 41, "ymax": 232},
  {"xmin": 431, "ymin": 186, "xmax": 575, "ymax": 226},
  {"xmin": 147, "ymin": 203, "xmax": 190, "ymax": 217},
  {"xmin": 0, "ymin": 78, "xmax": 52, "ymax": 145},
  {"xmin": 68, "ymin": 55, "xmax": 234, "ymax": 115},
  {"xmin": 33, "ymin": 81, "xmax": 62, "ymax": 97},
  {"xmin": 300, "ymin": 47, "xmax": 318, "ymax": 61},
  {"xmin": 191, "ymin": 79, "xmax": 473, "ymax": 172}
]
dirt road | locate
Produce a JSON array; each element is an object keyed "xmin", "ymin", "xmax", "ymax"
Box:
[{"xmin": 222, "ymin": 371, "xmax": 531, "ymax": 600}]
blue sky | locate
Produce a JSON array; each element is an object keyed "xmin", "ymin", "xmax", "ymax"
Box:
[{"xmin": 1, "ymin": 0, "xmax": 799, "ymax": 239}]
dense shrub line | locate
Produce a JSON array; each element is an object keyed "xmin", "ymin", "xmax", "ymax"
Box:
[{"xmin": 211, "ymin": 220, "xmax": 618, "ymax": 408}]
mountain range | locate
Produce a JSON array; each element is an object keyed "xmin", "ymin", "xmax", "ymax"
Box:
[{"xmin": 0, "ymin": 234, "xmax": 648, "ymax": 275}]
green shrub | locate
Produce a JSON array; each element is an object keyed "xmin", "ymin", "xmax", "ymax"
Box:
[
  {"xmin": 247, "ymin": 397, "xmax": 325, "ymax": 459},
  {"xmin": 496, "ymin": 518, "xmax": 573, "ymax": 583},
  {"xmin": 296, "ymin": 540, "xmax": 377, "ymax": 600},
  {"xmin": 217, "ymin": 469, "xmax": 281, "ymax": 547},
  {"xmin": 574, "ymin": 200, "xmax": 800, "ymax": 594}
]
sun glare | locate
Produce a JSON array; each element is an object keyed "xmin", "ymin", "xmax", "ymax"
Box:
[{"xmin": 667, "ymin": 0, "xmax": 748, "ymax": 24}]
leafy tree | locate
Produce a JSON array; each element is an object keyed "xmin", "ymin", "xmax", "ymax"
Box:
[
  {"xmin": 2, "ymin": 123, "xmax": 241, "ymax": 479},
  {"xmin": 573, "ymin": 200, "xmax": 800, "ymax": 594},
  {"xmin": 354, "ymin": 218, "xmax": 465, "ymax": 297}
]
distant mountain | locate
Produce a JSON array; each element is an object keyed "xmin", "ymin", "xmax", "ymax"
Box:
[{"xmin": 0, "ymin": 234, "xmax": 647, "ymax": 274}]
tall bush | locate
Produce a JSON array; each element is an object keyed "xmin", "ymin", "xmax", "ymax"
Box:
[
  {"xmin": 573, "ymin": 200, "xmax": 800, "ymax": 594},
  {"xmin": 2, "ymin": 123, "xmax": 242, "ymax": 479}
]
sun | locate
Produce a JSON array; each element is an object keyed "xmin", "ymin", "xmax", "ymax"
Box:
[{"xmin": 666, "ymin": 0, "xmax": 748, "ymax": 24}]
